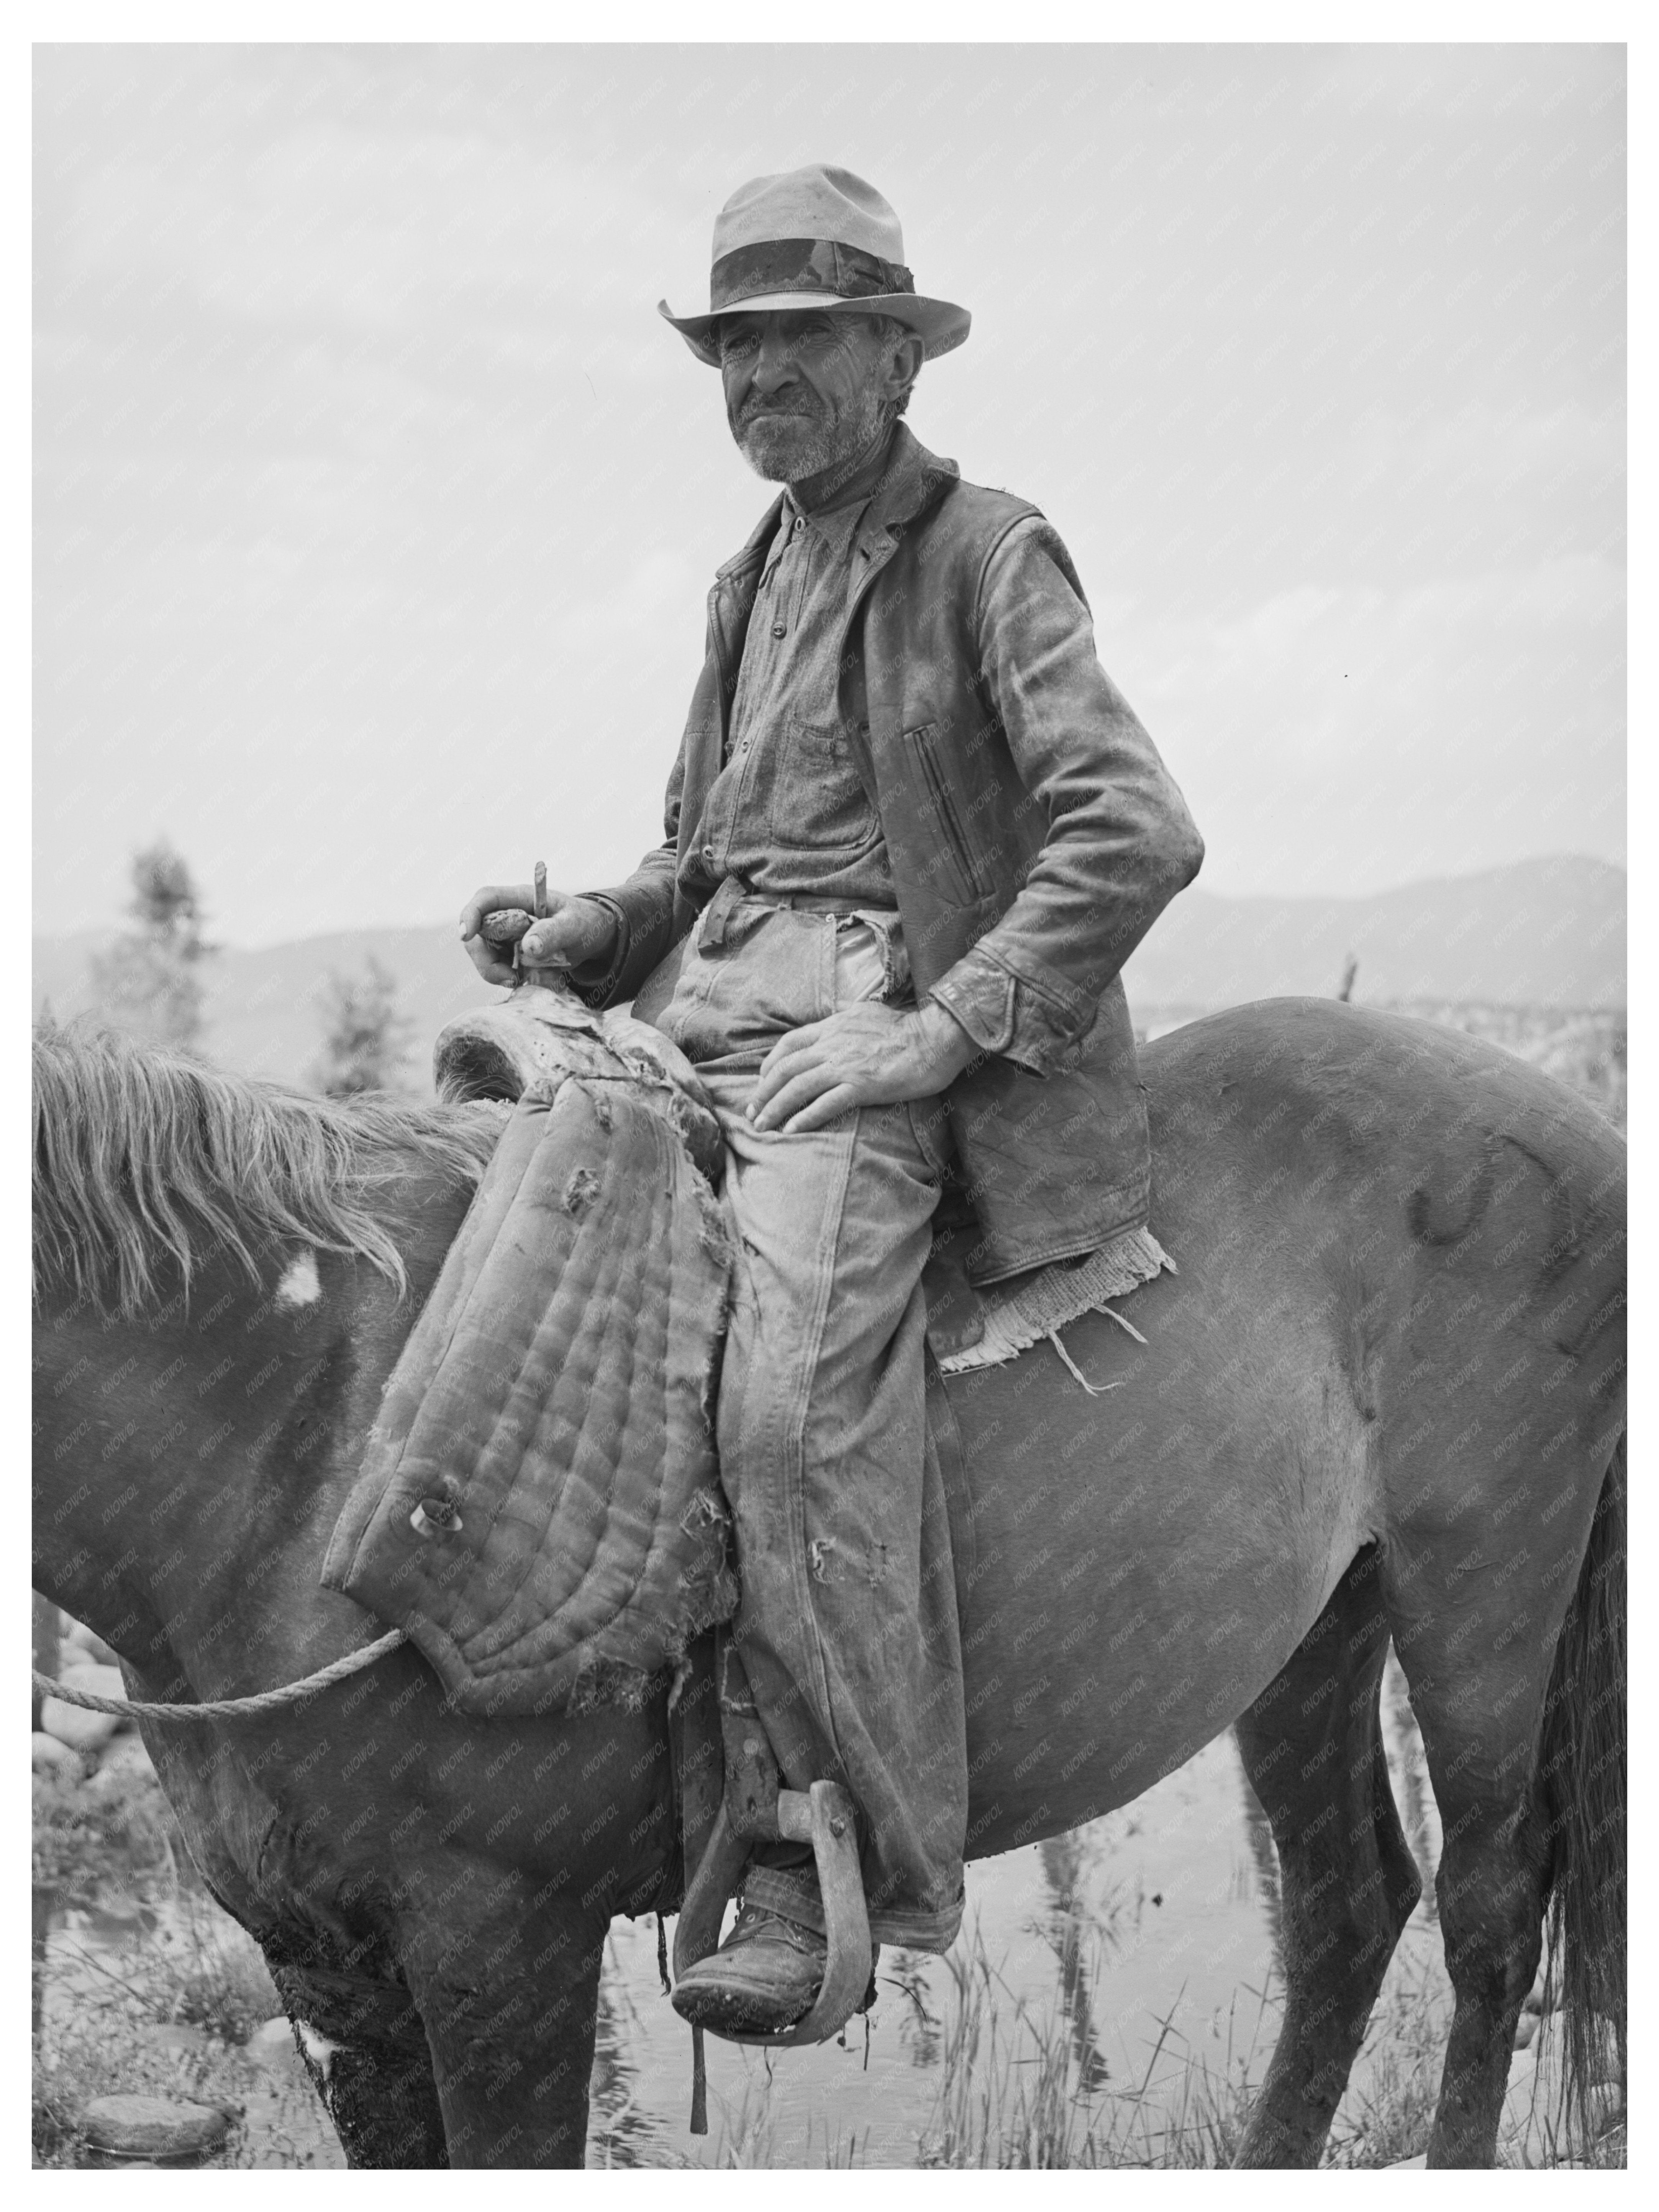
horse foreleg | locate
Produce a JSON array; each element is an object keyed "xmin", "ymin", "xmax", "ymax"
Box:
[
  {"xmin": 398, "ymin": 1900, "xmax": 607, "ymax": 2169},
  {"xmin": 264, "ymin": 1947, "xmax": 448, "ymax": 2169},
  {"xmin": 1232, "ymin": 1547, "xmax": 1422, "ymax": 2168},
  {"xmin": 287, "ymin": 2011, "xmax": 449, "ymax": 2169}
]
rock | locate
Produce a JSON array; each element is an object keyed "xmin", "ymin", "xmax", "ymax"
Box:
[
  {"xmin": 60, "ymin": 1660, "xmax": 129, "ymax": 1712},
  {"xmin": 1385, "ymin": 2154, "xmax": 1427, "ymax": 2168},
  {"xmin": 62, "ymin": 1618, "xmax": 118, "ymax": 1666},
  {"xmin": 1512, "ymin": 2009, "xmax": 1539, "ymax": 2051},
  {"xmin": 95, "ymin": 1733, "xmax": 155, "ymax": 1782},
  {"xmin": 248, "ymin": 2016, "xmax": 298, "ymax": 2064},
  {"xmin": 78, "ymin": 2093, "xmax": 231, "ymax": 2167},
  {"xmin": 39, "ymin": 1697, "xmax": 120, "ymax": 1755},
  {"xmin": 31, "ymin": 1730, "xmax": 82, "ymax": 1778}
]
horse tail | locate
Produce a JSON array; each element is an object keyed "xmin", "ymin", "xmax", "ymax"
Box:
[{"xmin": 1536, "ymin": 1428, "xmax": 1626, "ymax": 2146}]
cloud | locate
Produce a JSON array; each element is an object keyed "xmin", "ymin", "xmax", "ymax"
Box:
[
  {"xmin": 1338, "ymin": 403, "xmax": 1623, "ymax": 545},
  {"xmin": 1298, "ymin": 43, "xmax": 1624, "ymax": 125},
  {"xmin": 61, "ymin": 124, "xmax": 664, "ymax": 334},
  {"xmin": 1127, "ymin": 553, "xmax": 1625, "ymax": 894}
]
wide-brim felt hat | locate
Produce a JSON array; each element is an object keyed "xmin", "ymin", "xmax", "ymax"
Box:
[{"xmin": 659, "ymin": 162, "xmax": 971, "ymax": 367}]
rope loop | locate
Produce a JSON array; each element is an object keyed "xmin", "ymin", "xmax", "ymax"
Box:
[{"xmin": 31, "ymin": 1628, "xmax": 408, "ymax": 1724}]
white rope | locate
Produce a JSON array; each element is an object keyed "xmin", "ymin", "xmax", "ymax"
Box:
[{"xmin": 32, "ymin": 1628, "xmax": 408, "ymax": 1724}]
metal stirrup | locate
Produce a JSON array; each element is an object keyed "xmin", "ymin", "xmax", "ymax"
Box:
[{"xmin": 672, "ymin": 1779, "xmax": 872, "ymax": 2049}]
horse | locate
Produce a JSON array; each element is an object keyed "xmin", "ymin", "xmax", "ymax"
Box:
[{"xmin": 30, "ymin": 1000, "xmax": 1625, "ymax": 2169}]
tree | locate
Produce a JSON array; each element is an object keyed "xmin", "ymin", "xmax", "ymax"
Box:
[
  {"xmin": 309, "ymin": 956, "xmax": 416, "ymax": 1097},
  {"xmin": 89, "ymin": 841, "xmax": 217, "ymax": 1049}
]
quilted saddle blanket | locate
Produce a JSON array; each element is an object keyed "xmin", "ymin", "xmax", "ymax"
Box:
[{"xmin": 320, "ymin": 988, "xmax": 737, "ymax": 1718}]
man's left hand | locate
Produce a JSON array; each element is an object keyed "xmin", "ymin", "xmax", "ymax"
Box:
[{"xmin": 748, "ymin": 1001, "xmax": 981, "ymax": 1133}]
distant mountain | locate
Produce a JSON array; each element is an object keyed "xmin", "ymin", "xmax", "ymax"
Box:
[
  {"xmin": 31, "ymin": 925, "xmax": 498, "ymax": 1090},
  {"xmin": 1121, "ymin": 854, "xmax": 1624, "ymax": 1013},
  {"xmin": 32, "ymin": 855, "xmax": 1623, "ymax": 1089}
]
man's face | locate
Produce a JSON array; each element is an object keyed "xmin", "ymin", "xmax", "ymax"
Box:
[{"xmin": 718, "ymin": 310, "xmax": 900, "ymax": 485}]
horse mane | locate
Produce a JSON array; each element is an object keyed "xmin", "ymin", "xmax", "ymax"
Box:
[{"xmin": 32, "ymin": 1020, "xmax": 504, "ymax": 1319}]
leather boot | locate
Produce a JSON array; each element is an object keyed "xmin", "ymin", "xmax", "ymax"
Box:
[{"xmin": 671, "ymin": 1903, "xmax": 862, "ymax": 2037}]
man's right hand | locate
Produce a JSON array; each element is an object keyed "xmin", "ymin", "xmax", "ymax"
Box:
[{"xmin": 458, "ymin": 884, "xmax": 621, "ymax": 988}]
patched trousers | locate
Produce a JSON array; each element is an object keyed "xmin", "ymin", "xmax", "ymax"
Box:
[{"xmin": 649, "ymin": 892, "xmax": 968, "ymax": 1950}]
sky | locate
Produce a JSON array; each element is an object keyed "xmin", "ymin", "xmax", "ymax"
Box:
[{"xmin": 33, "ymin": 42, "xmax": 1626, "ymax": 946}]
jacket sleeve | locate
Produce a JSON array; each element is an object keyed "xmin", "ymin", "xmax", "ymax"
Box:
[
  {"xmin": 566, "ymin": 745, "xmax": 684, "ymax": 1007},
  {"xmin": 925, "ymin": 520, "xmax": 1204, "ymax": 1075}
]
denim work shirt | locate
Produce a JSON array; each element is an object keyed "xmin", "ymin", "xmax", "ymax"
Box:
[
  {"xmin": 682, "ymin": 488, "xmax": 892, "ymax": 907},
  {"xmin": 683, "ymin": 476, "xmax": 1050, "ymax": 922}
]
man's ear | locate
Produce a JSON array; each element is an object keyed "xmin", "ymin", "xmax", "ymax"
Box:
[{"xmin": 889, "ymin": 331, "xmax": 926, "ymax": 397}]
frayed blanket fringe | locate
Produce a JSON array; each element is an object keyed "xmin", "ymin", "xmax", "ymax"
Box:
[
  {"xmin": 1044, "ymin": 1330, "xmax": 1122, "ymax": 1394},
  {"xmin": 936, "ymin": 1224, "xmax": 1175, "ymax": 1378}
]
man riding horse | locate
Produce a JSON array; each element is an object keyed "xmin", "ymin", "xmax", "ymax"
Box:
[{"xmin": 460, "ymin": 164, "xmax": 1204, "ymax": 2037}]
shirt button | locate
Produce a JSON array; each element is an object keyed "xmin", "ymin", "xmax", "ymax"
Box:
[
  {"xmin": 771, "ymin": 622, "xmax": 786, "ymax": 639},
  {"xmin": 702, "ymin": 844, "xmax": 715, "ymax": 861},
  {"xmin": 739, "ymin": 740, "xmax": 751, "ymax": 754}
]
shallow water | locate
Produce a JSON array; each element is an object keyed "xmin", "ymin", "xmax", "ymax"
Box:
[{"xmin": 589, "ymin": 1659, "xmax": 1447, "ymax": 2167}]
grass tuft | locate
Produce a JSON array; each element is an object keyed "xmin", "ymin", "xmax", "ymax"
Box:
[{"xmin": 32, "ymin": 1748, "xmax": 339, "ymax": 2168}]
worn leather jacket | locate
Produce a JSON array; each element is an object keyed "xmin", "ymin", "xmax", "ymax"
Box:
[{"xmin": 580, "ymin": 425, "xmax": 1204, "ymax": 1282}]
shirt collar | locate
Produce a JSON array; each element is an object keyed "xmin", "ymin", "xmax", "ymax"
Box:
[
  {"xmin": 788, "ymin": 424, "xmax": 902, "ymax": 523},
  {"xmin": 766, "ymin": 468, "xmax": 874, "ymax": 587},
  {"xmin": 716, "ymin": 424, "xmax": 961, "ymax": 585}
]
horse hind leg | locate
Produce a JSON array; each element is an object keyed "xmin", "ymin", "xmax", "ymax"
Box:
[
  {"xmin": 1387, "ymin": 1443, "xmax": 1622, "ymax": 2169},
  {"xmin": 1381, "ymin": 1643, "xmax": 1553, "ymax": 2166},
  {"xmin": 1232, "ymin": 1544, "xmax": 1423, "ymax": 2168}
]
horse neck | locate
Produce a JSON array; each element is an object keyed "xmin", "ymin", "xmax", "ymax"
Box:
[{"xmin": 32, "ymin": 1171, "xmax": 474, "ymax": 1701}]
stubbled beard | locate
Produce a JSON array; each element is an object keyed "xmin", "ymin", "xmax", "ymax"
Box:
[{"xmin": 731, "ymin": 379, "xmax": 890, "ymax": 487}]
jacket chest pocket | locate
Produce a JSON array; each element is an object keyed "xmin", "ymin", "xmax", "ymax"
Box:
[
  {"xmin": 904, "ymin": 722, "xmax": 993, "ymax": 906},
  {"xmin": 766, "ymin": 721, "xmax": 881, "ymax": 853}
]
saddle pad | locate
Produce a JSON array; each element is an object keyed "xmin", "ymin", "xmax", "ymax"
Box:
[{"xmin": 321, "ymin": 1077, "xmax": 737, "ymax": 1717}]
